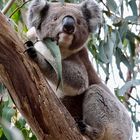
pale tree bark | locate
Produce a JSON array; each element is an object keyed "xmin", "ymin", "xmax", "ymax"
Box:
[{"xmin": 0, "ymin": 13, "xmax": 86, "ymax": 140}]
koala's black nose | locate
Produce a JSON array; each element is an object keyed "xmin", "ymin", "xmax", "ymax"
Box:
[{"xmin": 62, "ymin": 16, "xmax": 75, "ymax": 34}]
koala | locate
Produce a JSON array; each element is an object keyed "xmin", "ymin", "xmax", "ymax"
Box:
[{"xmin": 26, "ymin": 0, "xmax": 133, "ymax": 140}]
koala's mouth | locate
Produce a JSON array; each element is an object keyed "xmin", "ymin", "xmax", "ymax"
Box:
[{"xmin": 56, "ymin": 32, "xmax": 74, "ymax": 48}]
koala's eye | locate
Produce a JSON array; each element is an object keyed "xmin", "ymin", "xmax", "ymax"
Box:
[{"xmin": 53, "ymin": 17, "xmax": 58, "ymax": 21}]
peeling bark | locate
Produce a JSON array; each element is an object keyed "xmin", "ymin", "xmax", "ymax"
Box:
[{"xmin": 0, "ymin": 13, "xmax": 84, "ymax": 140}]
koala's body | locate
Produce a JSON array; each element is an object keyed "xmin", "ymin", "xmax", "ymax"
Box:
[{"xmin": 26, "ymin": 0, "xmax": 133, "ymax": 139}]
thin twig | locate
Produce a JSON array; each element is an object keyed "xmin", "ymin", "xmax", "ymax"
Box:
[
  {"xmin": 100, "ymin": 0, "xmax": 110, "ymax": 15},
  {"xmin": 9, "ymin": 0, "xmax": 31, "ymax": 18},
  {"xmin": 128, "ymin": 94, "xmax": 140, "ymax": 105},
  {"xmin": 2, "ymin": 0, "xmax": 16, "ymax": 14}
]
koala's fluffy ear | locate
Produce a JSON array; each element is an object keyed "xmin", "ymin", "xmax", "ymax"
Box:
[
  {"xmin": 27, "ymin": 0, "xmax": 49, "ymax": 29},
  {"xmin": 81, "ymin": 0, "xmax": 102, "ymax": 32}
]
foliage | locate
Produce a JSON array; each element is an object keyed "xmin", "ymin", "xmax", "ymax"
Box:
[
  {"xmin": 0, "ymin": 0, "xmax": 140, "ymax": 139},
  {"xmin": 44, "ymin": 38, "xmax": 63, "ymax": 89},
  {"xmin": 0, "ymin": 84, "xmax": 37, "ymax": 140}
]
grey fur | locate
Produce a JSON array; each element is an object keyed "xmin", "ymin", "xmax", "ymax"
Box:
[
  {"xmin": 27, "ymin": 0, "xmax": 133, "ymax": 140},
  {"xmin": 81, "ymin": 0, "xmax": 102, "ymax": 32},
  {"xmin": 83, "ymin": 84, "xmax": 132, "ymax": 140},
  {"xmin": 27, "ymin": 0, "xmax": 49, "ymax": 28},
  {"xmin": 27, "ymin": 0, "xmax": 101, "ymax": 33}
]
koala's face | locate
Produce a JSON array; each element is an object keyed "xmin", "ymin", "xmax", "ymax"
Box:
[{"xmin": 28, "ymin": 0, "xmax": 101, "ymax": 56}]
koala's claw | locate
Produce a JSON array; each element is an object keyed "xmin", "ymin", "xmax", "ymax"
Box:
[
  {"xmin": 24, "ymin": 41, "xmax": 37, "ymax": 59},
  {"xmin": 24, "ymin": 40, "xmax": 34, "ymax": 48},
  {"xmin": 77, "ymin": 120, "xmax": 86, "ymax": 134}
]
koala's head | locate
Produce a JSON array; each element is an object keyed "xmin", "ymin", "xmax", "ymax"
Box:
[{"xmin": 27, "ymin": 0, "xmax": 101, "ymax": 57}]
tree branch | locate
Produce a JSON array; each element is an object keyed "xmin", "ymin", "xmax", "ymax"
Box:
[{"xmin": 0, "ymin": 13, "xmax": 85, "ymax": 140}]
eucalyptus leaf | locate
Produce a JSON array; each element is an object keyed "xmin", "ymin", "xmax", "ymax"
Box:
[
  {"xmin": 15, "ymin": 117, "xmax": 26, "ymax": 129},
  {"xmin": 30, "ymin": 135, "xmax": 37, "ymax": 140},
  {"xmin": 126, "ymin": 31, "xmax": 136, "ymax": 57},
  {"xmin": 129, "ymin": 0, "xmax": 138, "ymax": 16},
  {"xmin": 125, "ymin": 16, "xmax": 138, "ymax": 23},
  {"xmin": 119, "ymin": 79, "xmax": 140, "ymax": 96},
  {"xmin": 88, "ymin": 36, "xmax": 98, "ymax": 59},
  {"xmin": 115, "ymin": 88, "xmax": 125, "ymax": 102},
  {"xmin": 2, "ymin": 107, "xmax": 16, "ymax": 122},
  {"xmin": 119, "ymin": 21, "xmax": 128, "ymax": 39},
  {"xmin": 60, "ymin": 0, "xmax": 64, "ymax": 5},
  {"xmin": 98, "ymin": 32, "xmax": 116, "ymax": 64},
  {"xmin": 116, "ymin": 30, "xmax": 123, "ymax": 49},
  {"xmin": 21, "ymin": 128, "xmax": 29, "ymax": 139},
  {"xmin": 0, "ymin": 128, "xmax": 3, "ymax": 138},
  {"xmin": 0, "ymin": 119, "xmax": 24, "ymax": 140},
  {"xmin": 105, "ymin": 32, "xmax": 116, "ymax": 62},
  {"xmin": 43, "ymin": 38, "xmax": 63, "ymax": 89},
  {"xmin": 125, "ymin": 0, "xmax": 129, "ymax": 6},
  {"xmin": 98, "ymin": 41, "xmax": 109, "ymax": 63},
  {"xmin": 126, "ymin": 30, "xmax": 140, "ymax": 42},
  {"xmin": 115, "ymin": 48, "xmax": 125, "ymax": 81},
  {"xmin": 8, "ymin": 3, "xmax": 21, "ymax": 24},
  {"xmin": 120, "ymin": 2, "xmax": 123, "ymax": 18},
  {"xmin": 116, "ymin": 47, "xmax": 132, "ymax": 71},
  {"xmin": 106, "ymin": 0, "xmax": 118, "ymax": 13}
]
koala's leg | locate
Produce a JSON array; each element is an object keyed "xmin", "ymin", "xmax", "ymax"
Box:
[
  {"xmin": 61, "ymin": 94, "xmax": 105, "ymax": 140},
  {"xmin": 60, "ymin": 94, "xmax": 94, "ymax": 136},
  {"xmin": 83, "ymin": 84, "xmax": 132, "ymax": 140},
  {"xmin": 24, "ymin": 41, "xmax": 53, "ymax": 75},
  {"xmin": 60, "ymin": 94, "xmax": 84, "ymax": 124}
]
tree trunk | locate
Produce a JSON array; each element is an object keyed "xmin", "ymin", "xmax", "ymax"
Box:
[{"xmin": 0, "ymin": 13, "xmax": 85, "ymax": 140}]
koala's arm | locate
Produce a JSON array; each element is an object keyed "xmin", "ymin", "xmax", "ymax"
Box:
[
  {"xmin": 79, "ymin": 48, "xmax": 112, "ymax": 94},
  {"xmin": 79, "ymin": 48, "xmax": 101, "ymax": 84},
  {"xmin": 25, "ymin": 27, "xmax": 55, "ymax": 76},
  {"xmin": 25, "ymin": 41, "xmax": 54, "ymax": 76}
]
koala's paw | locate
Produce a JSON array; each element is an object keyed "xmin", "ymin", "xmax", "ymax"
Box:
[
  {"xmin": 24, "ymin": 41, "xmax": 37, "ymax": 59},
  {"xmin": 76, "ymin": 120, "xmax": 87, "ymax": 134}
]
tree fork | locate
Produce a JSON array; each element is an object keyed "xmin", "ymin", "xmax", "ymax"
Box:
[{"xmin": 0, "ymin": 13, "xmax": 85, "ymax": 140}]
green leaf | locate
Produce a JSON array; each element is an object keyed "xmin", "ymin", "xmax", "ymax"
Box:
[
  {"xmin": 60, "ymin": 0, "xmax": 64, "ymax": 5},
  {"xmin": 119, "ymin": 21, "xmax": 128, "ymax": 39},
  {"xmin": 30, "ymin": 135, "xmax": 37, "ymax": 140},
  {"xmin": 15, "ymin": 117, "xmax": 26, "ymax": 129},
  {"xmin": 98, "ymin": 41, "xmax": 109, "ymax": 63},
  {"xmin": 129, "ymin": 0, "xmax": 138, "ymax": 16},
  {"xmin": 1, "ymin": 125, "xmax": 12, "ymax": 140},
  {"xmin": 8, "ymin": 3, "xmax": 21, "ymax": 24},
  {"xmin": 125, "ymin": 16, "xmax": 138, "ymax": 23},
  {"xmin": 0, "ymin": 128, "xmax": 3, "ymax": 137},
  {"xmin": 115, "ymin": 45, "xmax": 132, "ymax": 72},
  {"xmin": 115, "ymin": 48, "xmax": 125, "ymax": 81},
  {"xmin": 2, "ymin": 107, "xmax": 16, "ymax": 122},
  {"xmin": 106, "ymin": 0, "xmax": 118, "ymax": 13},
  {"xmin": 21, "ymin": 128, "xmax": 29, "ymax": 139},
  {"xmin": 105, "ymin": 32, "xmax": 116, "ymax": 62},
  {"xmin": 125, "ymin": 0, "xmax": 129, "ymax": 6},
  {"xmin": 0, "ymin": 119, "xmax": 24, "ymax": 140},
  {"xmin": 126, "ymin": 30, "xmax": 140, "ymax": 42},
  {"xmin": 100, "ymin": 63, "xmax": 110, "ymax": 83},
  {"xmin": 44, "ymin": 38, "xmax": 63, "ymax": 89},
  {"xmin": 87, "ymin": 35, "xmax": 100, "ymax": 64},
  {"xmin": 126, "ymin": 30, "xmax": 136, "ymax": 57},
  {"xmin": 116, "ymin": 31, "xmax": 123, "ymax": 49},
  {"xmin": 115, "ymin": 88, "xmax": 125, "ymax": 102},
  {"xmin": 98, "ymin": 31, "xmax": 116, "ymax": 64},
  {"xmin": 119, "ymin": 79, "xmax": 140, "ymax": 95}
]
